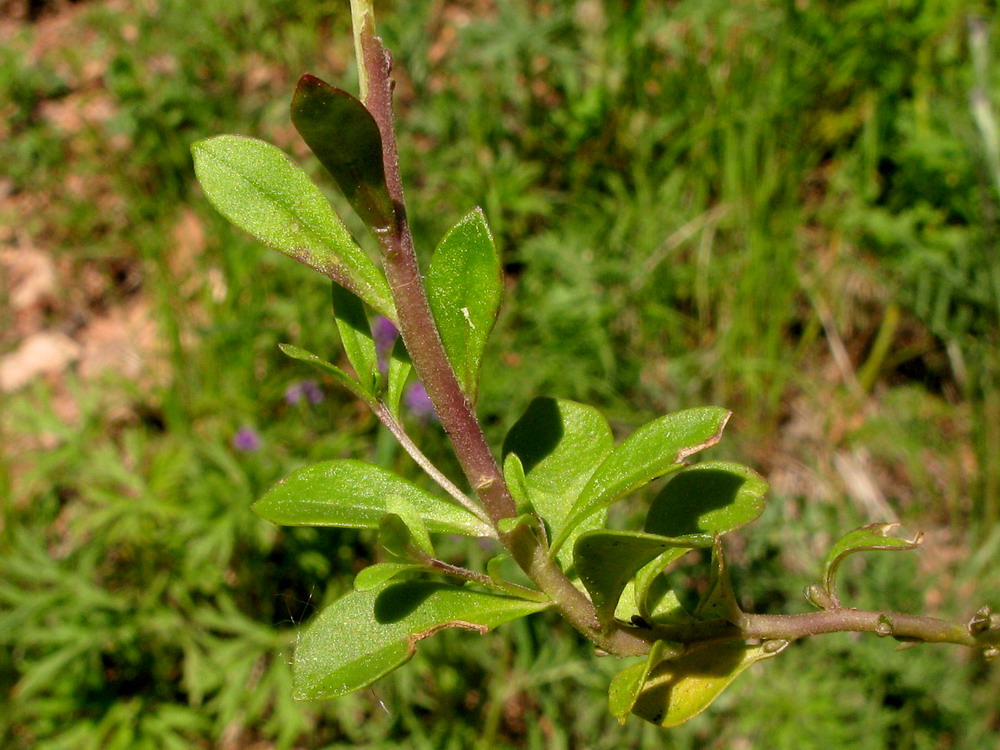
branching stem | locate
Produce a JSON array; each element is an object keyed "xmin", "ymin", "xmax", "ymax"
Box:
[
  {"xmin": 345, "ymin": 3, "xmax": 997, "ymax": 665},
  {"xmin": 372, "ymin": 401, "xmax": 494, "ymax": 530}
]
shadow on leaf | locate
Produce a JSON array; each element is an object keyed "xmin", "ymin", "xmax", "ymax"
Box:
[
  {"xmin": 373, "ymin": 581, "xmax": 446, "ymax": 623},
  {"xmin": 501, "ymin": 397, "xmax": 565, "ymax": 474},
  {"xmin": 646, "ymin": 469, "xmax": 747, "ymax": 538}
]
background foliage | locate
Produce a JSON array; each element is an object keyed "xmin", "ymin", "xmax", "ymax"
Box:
[{"xmin": 2, "ymin": 0, "xmax": 999, "ymax": 747}]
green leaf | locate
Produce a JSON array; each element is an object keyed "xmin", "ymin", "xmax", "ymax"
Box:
[
  {"xmin": 646, "ymin": 588, "xmax": 695, "ymax": 624},
  {"xmin": 378, "ymin": 513, "xmax": 428, "ymax": 562},
  {"xmin": 293, "ymin": 580, "xmax": 548, "ymax": 700},
  {"xmin": 502, "ymin": 452, "xmax": 531, "ymax": 513},
  {"xmin": 426, "ymin": 208, "xmax": 503, "ymax": 401},
  {"xmin": 574, "ymin": 530, "xmax": 701, "ymax": 629},
  {"xmin": 553, "ymin": 407, "xmax": 732, "ymax": 554},
  {"xmin": 633, "ymin": 549, "xmax": 697, "ymax": 621},
  {"xmin": 354, "ymin": 562, "xmax": 424, "ymax": 591},
  {"xmin": 385, "ymin": 338, "xmax": 412, "ymax": 420},
  {"xmin": 609, "ymin": 641, "xmax": 682, "ymax": 724},
  {"xmin": 278, "ymin": 343, "xmax": 372, "ymax": 404},
  {"xmin": 253, "ymin": 459, "xmax": 492, "ymax": 537},
  {"xmin": 632, "ymin": 460, "xmax": 766, "ymax": 619},
  {"xmin": 644, "ymin": 461, "xmax": 768, "ymax": 538},
  {"xmin": 609, "ymin": 661, "xmax": 648, "ymax": 724},
  {"xmin": 501, "ymin": 398, "xmax": 614, "ymax": 572},
  {"xmin": 692, "ymin": 538, "xmax": 741, "ymax": 623},
  {"xmin": 331, "ymin": 283, "xmax": 379, "ymax": 396},
  {"xmin": 385, "ymin": 494, "xmax": 434, "ymax": 557},
  {"xmin": 822, "ymin": 523, "xmax": 924, "ymax": 606},
  {"xmin": 191, "ymin": 135, "xmax": 395, "ymax": 319},
  {"xmin": 290, "ymin": 74, "xmax": 396, "ymax": 231},
  {"xmin": 631, "ymin": 640, "xmax": 788, "ymax": 727}
]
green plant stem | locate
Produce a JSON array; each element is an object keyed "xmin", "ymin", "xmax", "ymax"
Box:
[
  {"xmin": 349, "ymin": 0, "xmax": 375, "ymax": 101},
  {"xmin": 356, "ymin": 16, "xmax": 513, "ymax": 520},
  {"xmin": 640, "ymin": 609, "xmax": 1000, "ymax": 651},
  {"xmin": 742, "ymin": 609, "xmax": 998, "ymax": 648}
]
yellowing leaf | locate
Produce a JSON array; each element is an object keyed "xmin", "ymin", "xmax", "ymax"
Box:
[{"xmin": 631, "ymin": 640, "xmax": 788, "ymax": 727}]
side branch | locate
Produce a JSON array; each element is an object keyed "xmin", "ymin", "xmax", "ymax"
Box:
[{"xmin": 641, "ymin": 609, "xmax": 999, "ymax": 651}]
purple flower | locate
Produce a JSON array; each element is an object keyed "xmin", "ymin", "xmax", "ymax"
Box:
[
  {"xmin": 285, "ymin": 379, "xmax": 324, "ymax": 405},
  {"xmin": 404, "ymin": 382, "xmax": 438, "ymax": 422},
  {"xmin": 372, "ymin": 316, "xmax": 399, "ymax": 374},
  {"xmin": 232, "ymin": 426, "xmax": 261, "ymax": 452}
]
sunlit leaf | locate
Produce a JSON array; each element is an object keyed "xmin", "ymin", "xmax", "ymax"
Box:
[
  {"xmin": 822, "ymin": 523, "xmax": 923, "ymax": 606},
  {"xmin": 554, "ymin": 407, "xmax": 731, "ymax": 554},
  {"xmin": 354, "ymin": 562, "xmax": 424, "ymax": 591},
  {"xmin": 574, "ymin": 530, "xmax": 699, "ymax": 629},
  {"xmin": 426, "ymin": 208, "xmax": 503, "ymax": 402},
  {"xmin": 293, "ymin": 580, "xmax": 548, "ymax": 700},
  {"xmin": 253, "ymin": 459, "xmax": 492, "ymax": 538},
  {"xmin": 290, "ymin": 74, "xmax": 396, "ymax": 231},
  {"xmin": 191, "ymin": 135, "xmax": 395, "ymax": 319},
  {"xmin": 501, "ymin": 398, "xmax": 614, "ymax": 572},
  {"xmin": 644, "ymin": 461, "xmax": 767, "ymax": 539},
  {"xmin": 631, "ymin": 640, "xmax": 788, "ymax": 727},
  {"xmin": 331, "ymin": 283, "xmax": 379, "ymax": 397}
]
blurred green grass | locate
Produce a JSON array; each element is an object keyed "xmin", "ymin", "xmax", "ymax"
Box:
[{"xmin": 1, "ymin": 0, "xmax": 999, "ymax": 747}]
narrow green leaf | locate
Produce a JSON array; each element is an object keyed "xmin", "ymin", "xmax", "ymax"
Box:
[
  {"xmin": 502, "ymin": 452, "xmax": 531, "ymax": 513},
  {"xmin": 331, "ymin": 283, "xmax": 379, "ymax": 396},
  {"xmin": 644, "ymin": 461, "xmax": 767, "ymax": 539},
  {"xmin": 823, "ymin": 523, "xmax": 924, "ymax": 605},
  {"xmin": 501, "ymin": 397, "xmax": 614, "ymax": 572},
  {"xmin": 290, "ymin": 74, "xmax": 396, "ymax": 231},
  {"xmin": 693, "ymin": 538, "xmax": 741, "ymax": 623},
  {"xmin": 354, "ymin": 562, "xmax": 424, "ymax": 591},
  {"xmin": 253, "ymin": 459, "xmax": 492, "ymax": 537},
  {"xmin": 293, "ymin": 580, "xmax": 548, "ymax": 700},
  {"xmin": 385, "ymin": 338, "xmax": 412, "ymax": 420},
  {"xmin": 554, "ymin": 407, "xmax": 732, "ymax": 554},
  {"xmin": 191, "ymin": 135, "xmax": 395, "ymax": 319},
  {"xmin": 574, "ymin": 530, "xmax": 700, "ymax": 629},
  {"xmin": 278, "ymin": 343, "xmax": 372, "ymax": 404},
  {"xmin": 631, "ymin": 640, "xmax": 788, "ymax": 727},
  {"xmin": 426, "ymin": 208, "xmax": 503, "ymax": 401}
]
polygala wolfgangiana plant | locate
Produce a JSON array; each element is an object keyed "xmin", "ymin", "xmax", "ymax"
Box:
[{"xmin": 190, "ymin": 1, "xmax": 999, "ymax": 727}]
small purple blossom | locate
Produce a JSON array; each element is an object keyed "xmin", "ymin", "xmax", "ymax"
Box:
[
  {"xmin": 372, "ymin": 316, "xmax": 399, "ymax": 374},
  {"xmin": 232, "ymin": 426, "xmax": 261, "ymax": 452},
  {"xmin": 404, "ymin": 382, "xmax": 438, "ymax": 422},
  {"xmin": 285, "ymin": 379, "xmax": 324, "ymax": 405}
]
